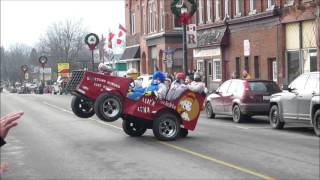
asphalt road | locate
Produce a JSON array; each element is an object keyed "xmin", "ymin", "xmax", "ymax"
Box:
[{"xmin": 1, "ymin": 92, "xmax": 319, "ymax": 180}]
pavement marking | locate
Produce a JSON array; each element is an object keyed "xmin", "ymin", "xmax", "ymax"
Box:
[
  {"xmin": 159, "ymin": 142, "xmax": 275, "ymax": 180},
  {"xmin": 42, "ymin": 101, "xmax": 274, "ymax": 180}
]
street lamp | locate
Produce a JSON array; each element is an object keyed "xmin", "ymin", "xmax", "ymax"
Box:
[{"xmin": 181, "ymin": 5, "xmax": 188, "ymax": 75}]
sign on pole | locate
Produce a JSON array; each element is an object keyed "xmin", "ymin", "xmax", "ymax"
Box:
[
  {"xmin": 187, "ymin": 24, "xmax": 197, "ymax": 48},
  {"xmin": 57, "ymin": 63, "xmax": 70, "ymax": 77}
]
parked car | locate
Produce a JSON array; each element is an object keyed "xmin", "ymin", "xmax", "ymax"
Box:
[
  {"xmin": 269, "ymin": 72, "xmax": 320, "ymax": 136},
  {"xmin": 205, "ymin": 79, "xmax": 281, "ymax": 123}
]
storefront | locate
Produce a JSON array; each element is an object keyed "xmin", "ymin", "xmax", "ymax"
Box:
[
  {"xmin": 285, "ymin": 20, "xmax": 318, "ymax": 84},
  {"xmin": 193, "ymin": 26, "xmax": 227, "ymax": 90}
]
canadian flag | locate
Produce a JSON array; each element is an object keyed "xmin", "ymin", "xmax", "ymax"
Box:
[
  {"xmin": 116, "ymin": 24, "xmax": 127, "ymax": 45},
  {"xmin": 108, "ymin": 32, "xmax": 115, "ymax": 49}
]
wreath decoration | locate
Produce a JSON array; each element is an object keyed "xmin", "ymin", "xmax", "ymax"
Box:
[
  {"xmin": 171, "ymin": 0, "xmax": 197, "ymax": 26},
  {"xmin": 85, "ymin": 33, "xmax": 99, "ymax": 50}
]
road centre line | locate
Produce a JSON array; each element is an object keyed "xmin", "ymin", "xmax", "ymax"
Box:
[
  {"xmin": 159, "ymin": 142, "xmax": 275, "ymax": 180},
  {"xmin": 42, "ymin": 101, "xmax": 274, "ymax": 180}
]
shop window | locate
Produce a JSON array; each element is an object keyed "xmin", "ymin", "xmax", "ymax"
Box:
[
  {"xmin": 302, "ymin": 20, "xmax": 317, "ymax": 48},
  {"xmin": 208, "ymin": 61, "xmax": 212, "ymax": 76},
  {"xmin": 254, "ymin": 56, "xmax": 260, "ymax": 79},
  {"xmin": 236, "ymin": 57, "xmax": 240, "ymax": 78},
  {"xmin": 213, "ymin": 60, "xmax": 221, "ymax": 80},
  {"xmin": 244, "ymin": 56, "xmax": 249, "ymax": 73},
  {"xmin": 287, "ymin": 51, "xmax": 300, "ymax": 84},
  {"xmin": 286, "ymin": 23, "xmax": 300, "ymax": 50},
  {"xmin": 197, "ymin": 60, "xmax": 205, "ymax": 73},
  {"xmin": 267, "ymin": 0, "xmax": 275, "ymax": 10},
  {"xmin": 284, "ymin": 0, "xmax": 294, "ymax": 6}
]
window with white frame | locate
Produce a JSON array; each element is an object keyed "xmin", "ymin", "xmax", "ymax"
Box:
[
  {"xmin": 235, "ymin": 0, "xmax": 241, "ymax": 17},
  {"xmin": 152, "ymin": 2, "xmax": 156, "ymax": 32},
  {"xmin": 213, "ymin": 60, "xmax": 221, "ymax": 80},
  {"xmin": 198, "ymin": 0, "xmax": 204, "ymax": 24},
  {"xmin": 197, "ymin": 60, "xmax": 204, "ymax": 73},
  {"xmin": 224, "ymin": 0, "xmax": 229, "ymax": 18},
  {"xmin": 131, "ymin": 12, "xmax": 135, "ymax": 34},
  {"xmin": 215, "ymin": 0, "xmax": 221, "ymax": 21},
  {"xmin": 249, "ymin": 0, "xmax": 256, "ymax": 15},
  {"xmin": 272, "ymin": 60, "xmax": 277, "ymax": 82},
  {"xmin": 159, "ymin": 0, "xmax": 164, "ymax": 31},
  {"xmin": 207, "ymin": 0, "xmax": 213, "ymax": 23},
  {"xmin": 148, "ymin": 1, "xmax": 152, "ymax": 33},
  {"xmin": 148, "ymin": 0, "xmax": 156, "ymax": 33},
  {"xmin": 267, "ymin": 0, "xmax": 275, "ymax": 10}
]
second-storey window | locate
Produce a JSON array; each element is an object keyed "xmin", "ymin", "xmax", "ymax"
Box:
[
  {"xmin": 198, "ymin": 0, "xmax": 204, "ymax": 24},
  {"xmin": 250, "ymin": 0, "xmax": 256, "ymax": 12},
  {"xmin": 159, "ymin": 0, "xmax": 164, "ymax": 31},
  {"xmin": 207, "ymin": 0, "xmax": 213, "ymax": 23},
  {"xmin": 224, "ymin": 0, "xmax": 229, "ymax": 18},
  {"xmin": 215, "ymin": 0, "xmax": 221, "ymax": 21},
  {"xmin": 131, "ymin": 12, "xmax": 135, "ymax": 34},
  {"xmin": 235, "ymin": 0, "xmax": 241, "ymax": 17},
  {"xmin": 267, "ymin": 0, "xmax": 275, "ymax": 8}
]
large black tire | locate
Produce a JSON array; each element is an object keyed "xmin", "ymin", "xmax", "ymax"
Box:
[
  {"xmin": 313, "ymin": 109, "xmax": 320, "ymax": 137},
  {"xmin": 179, "ymin": 128, "xmax": 188, "ymax": 138},
  {"xmin": 269, "ymin": 105, "xmax": 285, "ymax": 129},
  {"xmin": 94, "ymin": 93, "xmax": 122, "ymax": 122},
  {"xmin": 71, "ymin": 96, "xmax": 95, "ymax": 118},
  {"xmin": 153, "ymin": 112, "xmax": 180, "ymax": 141},
  {"xmin": 122, "ymin": 119, "xmax": 147, "ymax": 137},
  {"xmin": 232, "ymin": 104, "xmax": 245, "ymax": 123},
  {"xmin": 205, "ymin": 102, "xmax": 215, "ymax": 119}
]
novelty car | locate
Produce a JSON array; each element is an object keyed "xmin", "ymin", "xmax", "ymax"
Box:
[{"xmin": 66, "ymin": 70, "xmax": 205, "ymax": 141}]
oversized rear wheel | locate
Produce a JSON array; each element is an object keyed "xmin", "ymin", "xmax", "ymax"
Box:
[
  {"xmin": 71, "ymin": 96, "xmax": 95, "ymax": 118},
  {"xmin": 153, "ymin": 112, "xmax": 180, "ymax": 141},
  {"xmin": 122, "ymin": 119, "xmax": 147, "ymax": 137},
  {"xmin": 94, "ymin": 93, "xmax": 122, "ymax": 122}
]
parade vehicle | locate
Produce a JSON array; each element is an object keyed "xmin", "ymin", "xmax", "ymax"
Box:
[{"xmin": 66, "ymin": 70, "xmax": 206, "ymax": 141}]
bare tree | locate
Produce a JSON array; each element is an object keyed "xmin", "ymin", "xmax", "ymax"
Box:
[
  {"xmin": 1, "ymin": 44, "xmax": 31, "ymax": 82},
  {"xmin": 37, "ymin": 19, "xmax": 88, "ymax": 63}
]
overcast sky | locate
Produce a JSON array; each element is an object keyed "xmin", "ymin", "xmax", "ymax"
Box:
[{"xmin": 1, "ymin": 0, "xmax": 125, "ymax": 49}]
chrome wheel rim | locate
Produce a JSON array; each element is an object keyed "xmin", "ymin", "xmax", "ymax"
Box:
[
  {"xmin": 102, "ymin": 98, "xmax": 120, "ymax": 118},
  {"xmin": 159, "ymin": 118, "xmax": 177, "ymax": 138},
  {"xmin": 233, "ymin": 106, "xmax": 240, "ymax": 121}
]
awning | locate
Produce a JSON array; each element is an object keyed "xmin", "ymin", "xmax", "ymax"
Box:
[{"xmin": 120, "ymin": 46, "xmax": 140, "ymax": 61}]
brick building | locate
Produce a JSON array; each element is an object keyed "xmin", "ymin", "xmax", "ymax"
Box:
[
  {"xmin": 122, "ymin": 0, "xmax": 196, "ymax": 75},
  {"xmin": 194, "ymin": 0, "xmax": 319, "ymax": 90}
]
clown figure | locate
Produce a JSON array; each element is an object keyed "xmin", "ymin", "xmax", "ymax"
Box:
[
  {"xmin": 144, "ymin": 71, "xmax": 167, "ymax": 99},
  {"xmin": 166, "ymin": 72, "xmax": 188, "ymax": 101},
  {"xmin": 188, "ymin": 72, "xmax": 208, "ymax": 95}
]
